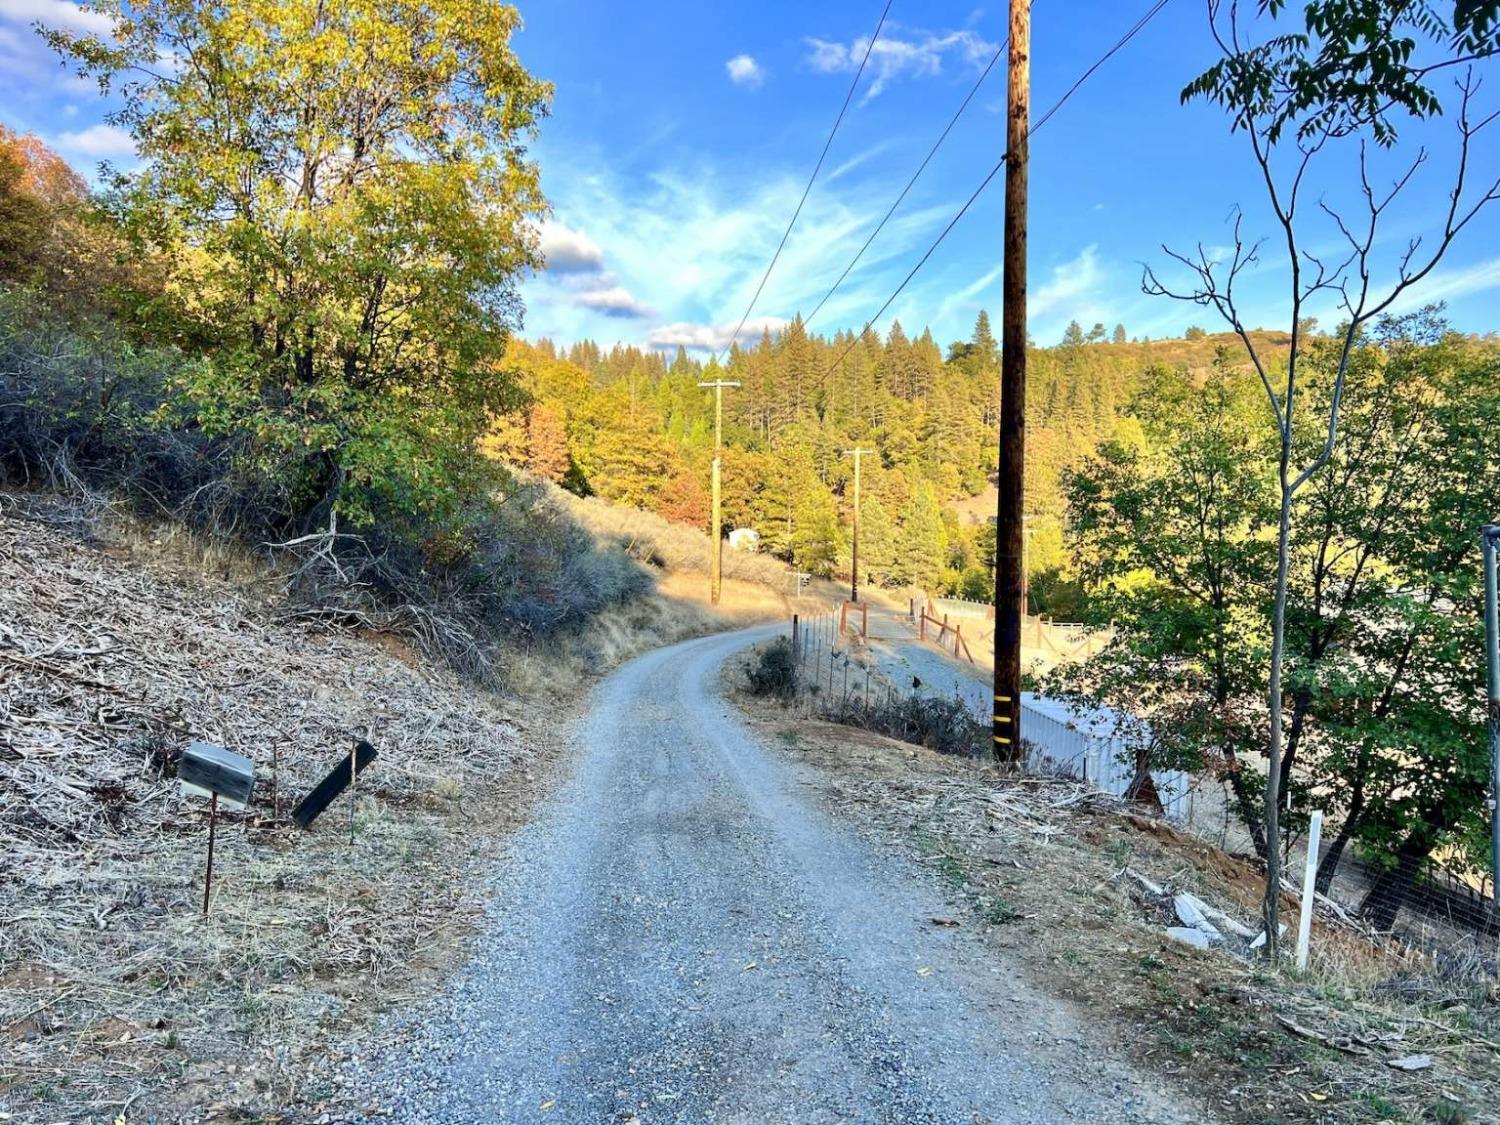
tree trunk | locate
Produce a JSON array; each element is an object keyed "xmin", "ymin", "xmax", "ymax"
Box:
[
  {"xmin": 1126, "ymin": 746, "xmax": 1165, "ymax": 815},
  {"xmin": 1314, "ymin": 802, "xmax": 1361, "ymax": 896},
  {"xmin": 1359, "ymin": 833, "xmax": 1430, "ymax": 933},
  {"xmin": 1263, "ymin": 470, "xmax": 1294, "ymax": 958}
]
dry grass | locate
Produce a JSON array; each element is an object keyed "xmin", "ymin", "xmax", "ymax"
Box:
[
  {"xmin": 558, "ymin": 488, "xmax": 795, "ymax": 587},
  {"xmin": 0, "ymin": 487, "xmax": 825, "ymax": 1122},
  {"xmin": 0, "ymin": 500, "xmax": 580, "ymax": 1122},
  {"xmin": 726, "ymin": 659, "xmax": 1500, "ymax": 1125}
]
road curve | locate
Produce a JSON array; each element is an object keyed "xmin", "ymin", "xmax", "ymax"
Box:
[{"xmin": 343, "ymin": 627, "xmax": 1193, "ymax": 1124}]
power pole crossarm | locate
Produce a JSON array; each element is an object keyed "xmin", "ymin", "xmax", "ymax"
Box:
[
  {"xmin": 698, "ymin": 380, "xmax": 741, "ymax": 607},
  {"xmin": 841, "ymin": 448, "xmax": 874, "ymax": 604}
]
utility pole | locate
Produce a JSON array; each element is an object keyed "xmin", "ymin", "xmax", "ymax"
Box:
[
  {"xmin": 842, "ymin": 448, "xmax": 874, "ymax": 603},
  {"xmin": 698, "ymin": 378, "xmax": 740, "ymax": 606},
  {"xmin": 993, "ymin": 0, "xmax": 1029, "ymax": 766},
  {"xmin": 1483, "ymin": 524, "xmax": 1500, "ymax": 893}
]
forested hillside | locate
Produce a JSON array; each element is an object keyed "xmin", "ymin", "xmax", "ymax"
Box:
[{"xmin": 489, "ymin": 316, "xmax": 1291, "ymax": 607}]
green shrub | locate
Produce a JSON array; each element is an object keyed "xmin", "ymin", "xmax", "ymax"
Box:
[
  {"xmin": 0, "ymin": 287, "xmax": 650, "ymax": 684},
  {"xmin": 746, "ymin": 639, "xmax": 798, "ymax": 701}
]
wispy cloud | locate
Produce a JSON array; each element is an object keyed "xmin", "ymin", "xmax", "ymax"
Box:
[
  {"xmin": 1390, "ymin": 255, "xmax": 1500, "ymax": 312},
  {"xmin": 725, "ymin": 53, "xmax": 763, "ymax": 89},
  {"xmin": 805, "ymin": 25, "xmax": 996, "ymax": 101},
  {"xmin": 1031, "ymin": 245, "xmax": 1104, "ymax": 321}
]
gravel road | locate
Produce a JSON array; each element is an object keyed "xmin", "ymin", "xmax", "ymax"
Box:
[
  {"xmin": 862, "ymin": 611, "xmax": 990, "ymax": 717},
  {"xmin": 339, "ymin": 627, "xmax": 1197, "ymax": 1124}
]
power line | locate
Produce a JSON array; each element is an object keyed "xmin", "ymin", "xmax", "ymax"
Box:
[
  {"xmin": 714, "ymin": 0, "xmax": 893, "ymax": 364},
  {"xmin": 821, "ymin": 0, "xmax": 1172, "ymax": 375},
  {"xmin": 804, "ymin": 36, "xmax": 1008, "ymax": 331}
]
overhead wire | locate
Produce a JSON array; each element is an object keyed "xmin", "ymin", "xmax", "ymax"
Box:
[
  {"xmin": 819, "ymin": 0, "xmax": 1174, "ymax": 376},
  {"xmin": 802, "ymin": 35, "xmax": 1009, "ymax": 331},
  {"xmin": 713, "ymin": 0, "xmax": 894, "ymax": 364}
]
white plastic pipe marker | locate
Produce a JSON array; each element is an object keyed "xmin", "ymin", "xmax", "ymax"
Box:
[{"xmin": 1296, "ymin": 810, "xmax": 1323, "ymax": 971}]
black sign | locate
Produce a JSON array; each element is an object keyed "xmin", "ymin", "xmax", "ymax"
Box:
[{"xmin": 291, "ymin": 741, "xmax": 378, "ymax": 829}]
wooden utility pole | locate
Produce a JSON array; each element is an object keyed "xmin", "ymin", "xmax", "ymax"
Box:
[
  {"xmin": 698, "ymin": 379, "xmax": 740, "ymax": 606},
  {"xmin": 994, "ymin": 0, "xmax": 1029, "ymax": 765},
  {"xmin": 841, "ymin": 448, "xmax": 873, "ymax": 603}
]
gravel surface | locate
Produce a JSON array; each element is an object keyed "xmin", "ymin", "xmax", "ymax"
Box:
[
  {"xmin": 864, "ymin": 609, "xmax": 989, "ymax": 715},
  {"xmin": 338, "ymin": 626, "xmax": 1198, "ymax": 1124}
]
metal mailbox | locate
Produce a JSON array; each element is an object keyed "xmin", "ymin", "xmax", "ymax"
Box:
[{"xmin": 179, "ymin": 741, "xmax": 255, "ymax": 809}]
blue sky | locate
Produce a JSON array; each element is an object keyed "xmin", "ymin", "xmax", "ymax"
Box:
[{"xmin": 3, "ymin": 0, "xmax": 1498, "ymax": 352}]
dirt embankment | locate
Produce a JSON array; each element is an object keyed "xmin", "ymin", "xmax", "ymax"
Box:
[
  {"xmin": 726, "ymin": 647, "xmax": 1500, "ymax": 1125},
  {"xmin": 0, "ymin": 497, "xmax": 764, "ymax": 1124}
]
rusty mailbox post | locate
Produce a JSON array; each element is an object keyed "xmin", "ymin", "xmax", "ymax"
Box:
[{"xmin": 179, "ymin": 741, "xmax": 256, "ymax": 916}]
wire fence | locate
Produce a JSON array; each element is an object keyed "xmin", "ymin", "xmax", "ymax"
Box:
[{"xmin": 788, "ymin": 609, "xmax": 989, "ymax": 758}]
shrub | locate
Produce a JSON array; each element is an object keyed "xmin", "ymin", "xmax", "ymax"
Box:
[
  {"xmin": 821, "ymin": 686, "xmax": 988, "ymax": 759},
  {"xmin": 745, "ymin": 638, "xmax": 798, "ymax": 701},
  {"xmin": 0, "ymin": 287, "xmax": 652, "ymax": 684}
]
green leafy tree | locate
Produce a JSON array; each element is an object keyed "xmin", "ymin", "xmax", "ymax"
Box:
[
  {"xmin": 1050, "ymin": 360, "xmax": 1275, "ymax": 822},
  {"xmin": 1149, "ymin": 0, "xmax": 1500, "ymax": 955},
  {"xmin": 46, "ymin": 0, "xmax": 552, "ymax": 529}
]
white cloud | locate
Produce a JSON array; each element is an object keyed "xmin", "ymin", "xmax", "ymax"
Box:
[
  {"xmin": 1030, "ymin": 245, "xmax": 1104, "ymax": 321},
  {"xmin": 0, "ymin": 0, "xmax": 114, "ymax": 36},
  {"xmin": 522, "ymin": 150, "xmax": 965, "ymax": 349},
  {"xmin": 725, "ymin": 53, "xmax": 763, "ymax": 89},
  {"xmin": 1390, "ymin": 255, "xmax": 1500, "ymax": 311},
  {"xmin": 576, "ymin": 285, "xmax": 653, "ymax": 319},
  {"xmin": 648, "ymin": 316, "xmax": 789, "ymax": 351},
  {"xmin": 536, "ymin": 218, "xmax": 605, "ymax": 274},
  {"xmin": 54, "ymin": 121, "xmax": 134, "ymax": 157},
  {"xmin": 805, "ymin": 26, "xmax": 996, "ymax": 101}
]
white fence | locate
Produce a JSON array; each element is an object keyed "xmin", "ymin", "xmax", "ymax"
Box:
[{"xmin": 1020, "ymin": 693, "xmax": 1191, "ymax": 821}]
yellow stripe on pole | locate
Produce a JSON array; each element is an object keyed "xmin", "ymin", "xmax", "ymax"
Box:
[
  {"xmin": 994, "ymin": 735, "xmax": 1012, "ymax": 745},
  {"xmin": 993, "ymin": 715, "xmax": 1011, "ymax": 723}
]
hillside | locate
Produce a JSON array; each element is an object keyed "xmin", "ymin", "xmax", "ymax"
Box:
[
  {"xmin": 0, "ymin": 492, "xmax": 795, "ymax": 1121},
  {"xmin": 492, "ymin": 322, "xmax": 1294, "ymax": 603}
]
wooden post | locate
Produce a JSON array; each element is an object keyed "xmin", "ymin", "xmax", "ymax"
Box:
[
  {"xmin": 993, "ymin": 0, "xmax": 1029, "ymax": 765},
  {"xmin": 842, "ymin": 448, "xmax": 873, "ymax": 603},
  {"xmin": 698, "ymin": 379, "xmax": 740, "ymax": 606}
]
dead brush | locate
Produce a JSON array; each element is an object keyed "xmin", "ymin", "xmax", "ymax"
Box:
[{"xmin": 0, "ymin": 506, "xmax": 542, "ymax": 1121}]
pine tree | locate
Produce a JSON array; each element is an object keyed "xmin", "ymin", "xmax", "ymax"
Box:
[
  {"xmin": 894, "ymin": 482, "xmax": 947, "ymax": 589},
  {"xmin": 527, "ymin": 403, "xmax": 571, "ymax": 482}
]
